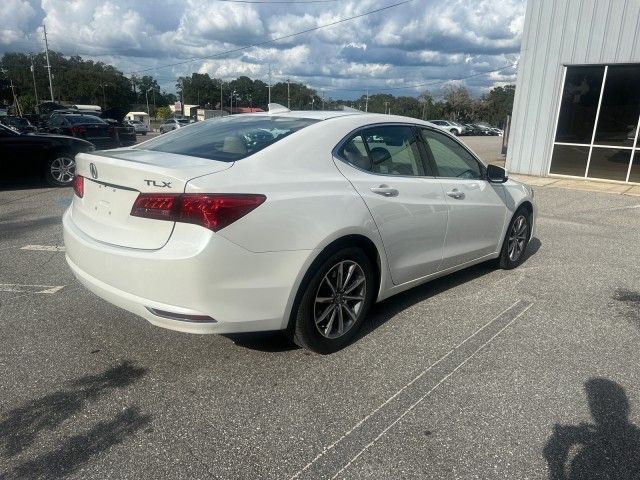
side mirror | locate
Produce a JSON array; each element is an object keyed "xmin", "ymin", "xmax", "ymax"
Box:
[{"xmin": 487, "ymin": 164, "xmax": 508, "ymax": 183}]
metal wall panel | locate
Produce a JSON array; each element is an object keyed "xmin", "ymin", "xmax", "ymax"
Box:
[{"xmin": 506, "ymin": 0, "xmax": 640, "ymax": 177}]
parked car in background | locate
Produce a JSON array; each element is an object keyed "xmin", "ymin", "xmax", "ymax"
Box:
[
  {"xmin": 63, "ymin": 110, "xmax": 535, "ymax": 353},
  {"xmin": 159, "ymin": 117, "xmax": 191, "ymax": 134},
  {"xmin": 44, "ymin": 113, "xmax": 118, "ymax": 150},
  {"xmin": 0, "ymin": 116, "xmax": 38, "ymax": 134},
  {"xmin": 127, "ymin": 120, "xmax": 149, "ymax": 135},
  {"xmin": 103, "ymin": 118, "xmax": 137, "ymax": 147},
  {"xmin": 427, "ymin": 120, "xmax": 466, "ymax": 136},
  {"xmin": 0, "ymin": 123, "xmax": 94, "ymax": 186},
  {"xmin": 490, "ymin": 127, "xmax": 504, "ymax": 136}
]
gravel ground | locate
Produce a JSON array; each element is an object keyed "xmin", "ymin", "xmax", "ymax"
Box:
[{"xmin": 0, "ymin": 180, "xmax": 639, "ymax": 479}]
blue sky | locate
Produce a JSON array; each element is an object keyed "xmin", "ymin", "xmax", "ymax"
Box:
[{"xmin": 0, "ymin": 0, "xmax": 526, "ymax": 99}]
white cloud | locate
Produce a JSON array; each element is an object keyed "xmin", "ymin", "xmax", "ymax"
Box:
[{"xmin": 0, "ymin": 0, "xmax": 526, "ymax": 98}]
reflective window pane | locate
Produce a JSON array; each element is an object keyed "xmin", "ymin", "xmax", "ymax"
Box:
[
  {"xmin": 586, "ymin": 148, "xmax": 632, "ymax": 181},
  {"xmin": 555, "ymin": 66, "xmax": 605, "ymax": 144},
  {"xmin": 421, "ymin": 129, "xmax": 481, "ymax": 179},
  {"xmin": 594, "ymin": 65, "xmax": 640, "ymax": 147},
  {"xmin": 628, "ymin": 152, "xmax": 640, "ymax": 184},
  {"xmin": 550, "ymin": 144, "xmax": 589, "ymax": 176}
]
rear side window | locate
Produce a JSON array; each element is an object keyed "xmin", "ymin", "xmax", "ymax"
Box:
[
  {"xmin": 66, "ymin": 115, "xmax": 106, "ymax": 125},
  {"xmin": 338, "ymin": 125, "xmax": 429, "ymax": 176},
  {"xmin": 140, "ymin": 116, "xmax": 318, "ymax": 161}
]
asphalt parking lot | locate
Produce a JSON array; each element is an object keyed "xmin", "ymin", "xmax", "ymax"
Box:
[{"xmin": 1, "ymin": 174, "xmax": 640, "ymax": 478}]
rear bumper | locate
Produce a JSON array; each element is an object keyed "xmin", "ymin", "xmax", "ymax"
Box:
[{"xmin": 63, "ymin": 208, "xmax": 312, "ymax": 334}]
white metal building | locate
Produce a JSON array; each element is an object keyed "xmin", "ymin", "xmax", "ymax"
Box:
[{"xmin": 507, "ymin": 0, "xmax": 640, "ymax": 184}]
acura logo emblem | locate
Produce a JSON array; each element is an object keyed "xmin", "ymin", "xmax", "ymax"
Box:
[{"xmin": 90, "ymin": 163, "xmax": 98, "ymax": 179}]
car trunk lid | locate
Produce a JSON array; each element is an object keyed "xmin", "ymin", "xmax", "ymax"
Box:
[{"xmin": 71, "ymin": 149, "xmax": 233, "ymax": 249}]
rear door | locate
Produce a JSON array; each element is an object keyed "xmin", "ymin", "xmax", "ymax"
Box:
[
  {"xmin": 334, "ymin": 124, "xmax": 448, "ymax": 285},
  {"xmin": 419, "ymin": 127, "xmax": 507, "ymax": 269}
]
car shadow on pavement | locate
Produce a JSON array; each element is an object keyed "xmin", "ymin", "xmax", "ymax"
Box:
[
  {"xmin": 0, "ymin": 178, "xmax": 54, "ymax": 191},
  {"xmin": 0, "ymin": 361, "xmax": 150, "ymax": 478},
  {"xmin": 359, "ymin": 236, "xmax": 542, "ymax": 341},
  {"xmin": 225, "ymin": 237, "xmax": 541, "ymax": 353},
  {"xmin": 543, "ymin": 378, "xmax": 640, "ymax": 479}
]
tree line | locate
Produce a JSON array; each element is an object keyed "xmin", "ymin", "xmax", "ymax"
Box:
[{"xmin": 1, "ymin": 51, "xmax": 514, "ymax": 126}]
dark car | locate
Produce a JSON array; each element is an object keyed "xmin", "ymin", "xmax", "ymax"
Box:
[
  {"xmin": 103, "ymin": 118, "xmax": 136, "ymax": 146},
  {"xmin": 0, "ymin": 123, "xmax": 94, "ymax": 186},
  {"xmin": 44, "ymin": 113, "xmax": 118, "ymax": 150},
  {"xmin": 0, "ymin": 116, "xmax": 38, "ymax": 134}
]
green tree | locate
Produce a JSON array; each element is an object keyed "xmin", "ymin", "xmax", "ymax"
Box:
[
  {"xmin": 481, "ymin": 85, "xmax": 515, "ymax": 127},
  {"xmin": 156, "ymin": 106, "xmax": 172, "ymax": 119}
]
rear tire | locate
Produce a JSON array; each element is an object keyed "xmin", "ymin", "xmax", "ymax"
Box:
[
  {"xmin": 498, "ymin": 208, "xmax": 531, "ymax": 269},
  {"xmin": 44, "ymin": 152, "xmax": 76, "ymax": 187},
  {"xmin": 291, "ymin": 247, "xmax": 375, "ymax": 354}
]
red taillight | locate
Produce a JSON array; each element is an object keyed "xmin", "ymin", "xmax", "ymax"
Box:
[
  {"xmin": 71, "ymin": 126, "xmax": 86, "ymax": 134},
  {"xmin": 73, "ymin": 175, "xmax": 84, "ymax": 198},
  {"xmin": 130, "ymin": 193, "xmax": 266, "ymax": 231}
]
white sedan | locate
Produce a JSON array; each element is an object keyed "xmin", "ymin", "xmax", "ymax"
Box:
[{"xmin": 63, "ymin": 107, "xmax": 535, "ymax": 353}]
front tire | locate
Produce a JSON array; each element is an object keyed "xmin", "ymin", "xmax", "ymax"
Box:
[
  {"xmin": 45, "ymin": 153, "xmax": 76, "ymax": 187},
  {"xmin": 292, "ymin": 247, "xmax": 375, "ymax": 354},
  {"xmin": 450, "ymin": 129, "xmax": 459, "ymax": 136},
  {"xmin": 499, "ymin": 209, "xmax": 531, "ymax": 269}
]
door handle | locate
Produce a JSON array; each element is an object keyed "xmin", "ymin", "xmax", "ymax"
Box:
[
  {"xmin": 370, "ymin": 185, "xmax": 399, "ymax": 197},
  {"xmin": 446, "ymin": 189, "xmax": 465, "ymax": 200}
]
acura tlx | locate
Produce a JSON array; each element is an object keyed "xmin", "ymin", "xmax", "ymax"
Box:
[{"xmin": 63, "ymin": 105, "xmax": 535, "ymax": 353}]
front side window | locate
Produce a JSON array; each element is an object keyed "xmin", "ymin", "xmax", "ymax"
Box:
[
  {"xmin": 140, "ymin": 115, "xmax": 318, "ymax": 161},
  {"xmin": 339, "ymin": 125, "xmax": 427, "ymax": 176},
  {"xmin": 421, "ymin": 129, "xmax": 483, "ymax": 179}
]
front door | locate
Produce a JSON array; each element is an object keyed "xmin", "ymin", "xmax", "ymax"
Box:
[
  {"xmin": 419, "ymin": 128, "xmax": 508, "ymax": 269},
  {"xmin": 334, "ymin": 125, "xmax": 448, "ymax": 285}
]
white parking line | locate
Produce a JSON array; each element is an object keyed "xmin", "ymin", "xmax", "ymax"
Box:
[
  {"xmin": 288, "ymin": 300, "xmax": 533, "ymax": 480},
  {"xmin": 0, "ymin": 284, "xmax": 65, "ymax": 294},
  {"xmin": 329, "ymin": 301, "xmax": 533, "ymax": 479},
  {"xmin": 20, "ymin": 245, "xmax": 66, "ymax": 252}
]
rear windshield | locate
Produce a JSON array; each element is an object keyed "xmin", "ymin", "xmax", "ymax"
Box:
[
  {"xmin": 65, "ymin": 115, "xmax": 106, "ymax": 125},
  {"xmin": 139, "ymin": 115, "xmax": 319, "ymax": 161}
]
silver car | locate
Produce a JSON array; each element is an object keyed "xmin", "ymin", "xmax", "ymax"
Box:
[
  {"xmin": 159, "ymin": 118, "xmax": 191, "ymax": 134},
  {"xmin": 127, "ymin": 120, "xmax": 149, "ymax": 135}
]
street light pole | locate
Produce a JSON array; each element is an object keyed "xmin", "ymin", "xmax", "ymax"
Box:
[{"xmin": 286, "ymin": 79, "xmax": 290, "ymax": 109}]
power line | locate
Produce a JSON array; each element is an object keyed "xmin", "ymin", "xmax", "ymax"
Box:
[
  {"xmin": 216, "ymin": 0, "xmax": 339, "ymax": 3},
  {"xmin": 127, "ymin": 0, "xmax": 411, "ymax": 75}
]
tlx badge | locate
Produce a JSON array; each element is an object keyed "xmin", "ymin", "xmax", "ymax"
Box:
[{"xmin": 144, "ymin": 180, "xmax": 172, "ymax": 188}]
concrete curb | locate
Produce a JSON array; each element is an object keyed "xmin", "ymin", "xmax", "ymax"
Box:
[{"xmin": 510, "ymin": 174, "xmax": 640, "ymax": 197}]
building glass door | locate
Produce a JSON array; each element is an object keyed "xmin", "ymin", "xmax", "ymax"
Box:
[{"xmin": 550, "ymin": 64, "xmax": 640, "ymax": 183}]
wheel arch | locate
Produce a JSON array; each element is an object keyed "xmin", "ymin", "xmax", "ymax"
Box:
[{"xmin": 283, "ymin": 232, "xmax": 386, "ymax": 332}]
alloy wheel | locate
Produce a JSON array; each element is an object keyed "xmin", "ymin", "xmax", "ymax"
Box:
[
  {"xmin": 507, "ymin": 215, "xmax": 528, "ymax": 261},
  {"xmin": 314, "ymin": 260, "xmax": 366, "ymax": 339},
  {"xmin": 50, "ymin": 157, "xmax": 76, "ymax": 184}
]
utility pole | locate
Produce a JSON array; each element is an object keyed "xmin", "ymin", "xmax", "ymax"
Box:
[
  {"xmin": 43, "ymin": 23, "xmax": 54, "ymax": 101},
  {"xmin": 286, "ymin": 79, "xmax": 290, "ymax": 109},
  {"xmin": 384, "ymin": 101, "xmax": 390, "ymax": 115},
  {"xmin": 365, "ymin": 88, "xmax": 369, "ymax": 112},
  {"xmin": 321, "ymin": 90, "xmax": 325, "ymax": 110},
  {"xmin": 8, "ymin": 76, "xmax": 22, "ymax": 117},
  {"xmin": 29, "ymin": 53, "xmax": 39, "ymax": 112},
  {"xmin": 146, "ymin": 87, "xmax": 152, "ymax": 115},
  {"xmin": 267, "ymin": 64, "xmax": 272, "ymax": 104}
]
